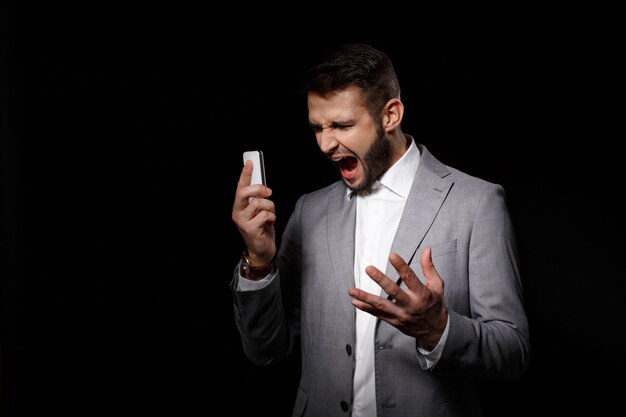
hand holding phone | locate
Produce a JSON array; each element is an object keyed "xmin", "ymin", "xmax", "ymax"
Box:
[{"xmin": 243, "ymin": 150, "xmax": 266, "ymax": 186}]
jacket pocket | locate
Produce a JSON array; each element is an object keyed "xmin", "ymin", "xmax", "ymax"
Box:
[{"xmin": 429, "ymin": 239, "xmax": 457, "ymax": 258}]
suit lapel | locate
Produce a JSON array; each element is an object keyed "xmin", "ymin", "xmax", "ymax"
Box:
[
  {"xmin": 384, "ymin": 145, "xmax": 453, "ymax": 288},
  {"xmin": 326, "ymin": 184, "xmax": 357, "ymax": 318}
]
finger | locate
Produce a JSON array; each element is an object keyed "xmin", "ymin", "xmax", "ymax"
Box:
[
  {"xmin": 248, "ymin": 204, "xmax": 277, "ymax": 229},
  {"xmin": 233, "ymin": 162, "xmax": 254, "ymax": 212},
  {"xmin": 238, "ymin": 160, "xmax": 254, "ymax": 188},
  {"xmin": 244, "ymin": 193, "xmax": 276, "ymax": 217},
  {"xmin": 235, "ymin": 160, "xmax": 271, "ymax": 199},
  {"xmin": 233, "ymin": 186, "xmax": 272, "ymax": 222},
  {"xmin": 420, "ymin": 247, "xmax": 444, "ymax": 295},
  {"xmin": 348, "ymin": 287, "xmax": 399, "ymax": 317},
  {"xmin": 364, "ymin": 264, "xmax": 411, "ymax": 305},
  {"xmin": 388, "ymin": 252, "xmax": 424, "ymax": 293},
  {"xmin": 234, "ymin": 182, "xmax": 273, "ymax": 212},
  {"xmin": 235, "ymin": 197, "xmax": 277, "ymax": 231}
]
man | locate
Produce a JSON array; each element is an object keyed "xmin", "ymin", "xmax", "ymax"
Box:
[{"xmin": 230, "ymin": 43, "xmax": 530, "ymax": 417}]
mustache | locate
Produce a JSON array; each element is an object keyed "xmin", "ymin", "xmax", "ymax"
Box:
[{"xmin": 327, "ymin": 147, "xmax": 353, "ymax": 158}]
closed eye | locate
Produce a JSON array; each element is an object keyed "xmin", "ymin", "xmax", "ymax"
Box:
[{"xmin": 308, "ymin": 121, "xmax": 355, "ymax": 133}]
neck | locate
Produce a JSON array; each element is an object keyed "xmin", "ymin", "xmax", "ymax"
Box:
[{"xmin": 387, "ymin": 129, "xmax": 409, "ymax": 166}]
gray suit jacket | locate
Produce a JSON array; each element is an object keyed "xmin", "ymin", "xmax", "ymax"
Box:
[{"xmin": 231, "ymin": 143, "xmax": 530, "ymax": 417}]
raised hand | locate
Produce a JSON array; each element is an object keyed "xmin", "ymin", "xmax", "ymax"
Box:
[
  {"xmin": 348, "ymin": 248, "xmax": 448, "ymax": 350},
  {"xmin": 231, "ymin": 160, "xmax": 276, "ymax": 264}
]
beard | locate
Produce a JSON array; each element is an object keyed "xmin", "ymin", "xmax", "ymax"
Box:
[{"xmin": 349, "ymin": 125, "xmax": 392, "ymax": 194}]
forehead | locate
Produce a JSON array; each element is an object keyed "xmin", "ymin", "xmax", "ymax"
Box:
[{"xmin": 307, "ymin": 86, "xmax": 368, "ymax": 122}]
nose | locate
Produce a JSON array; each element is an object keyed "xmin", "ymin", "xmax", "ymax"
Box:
[{"xmin": 317, "ymin": 127, "xmax": 339, "ymax": 154}]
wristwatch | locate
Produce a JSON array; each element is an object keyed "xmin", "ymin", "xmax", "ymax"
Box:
[{"xmin": 240, "ymin": 250, "xmax": 276, "ymax": 280}]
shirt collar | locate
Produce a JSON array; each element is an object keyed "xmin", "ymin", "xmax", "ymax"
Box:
[{"xmin": 346, "ymin": 135, "xmax": 421, "ymax": 200}]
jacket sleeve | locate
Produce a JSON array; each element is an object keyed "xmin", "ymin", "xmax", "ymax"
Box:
[
  {"xmin": 436, "ymin": 183, "xmax": 531, "ymax": 379},
  {"xmin": 230, "ymin": 194, "xmax": 304, "ymax": 366}
]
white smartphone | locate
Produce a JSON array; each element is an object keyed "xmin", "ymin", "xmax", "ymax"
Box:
[{"xmin": 243, "ymin": 150, "xmax": 266, "ymax": 186}]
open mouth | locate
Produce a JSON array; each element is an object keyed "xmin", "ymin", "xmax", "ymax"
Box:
[
  {"xmin": 333, "ymin": 155, "xmax": 359, "ymax": 180},
  {"xmin": 336, "ymin": 156, "xmax": 358, "ymax": 173}
]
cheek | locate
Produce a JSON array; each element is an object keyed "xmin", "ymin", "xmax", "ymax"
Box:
[
  {"xmin": 340, "ymin": 128, "xmax": 375, "ymax": 157},
  {"xmin": 314, "ymin": 133, "xmax": 323, "ymax": 147}
]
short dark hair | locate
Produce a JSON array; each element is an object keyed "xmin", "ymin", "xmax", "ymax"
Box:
[{"xmin": 305, "ymin": 43, "xmax": 401, "ymax": 121}]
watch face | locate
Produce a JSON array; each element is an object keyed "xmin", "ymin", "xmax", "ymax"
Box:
[{"xmin": 240, "ymin": 253, "xmax": 274, "ymax": 279}]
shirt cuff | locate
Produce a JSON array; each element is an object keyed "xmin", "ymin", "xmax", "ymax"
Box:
[
  {"xmin": 416, "ymin": 314, "xmax": 450, "ymax": 370},
  {"xmin": 236, "ymin": 262, "xmax": 275, "ymax": 291}
]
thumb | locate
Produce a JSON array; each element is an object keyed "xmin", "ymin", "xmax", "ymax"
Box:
[{"xmin": 420, "ymin": 247, "xmax": 444, "ymax": 295}]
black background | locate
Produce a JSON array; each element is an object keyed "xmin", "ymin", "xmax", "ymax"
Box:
[{"xmin": 2, "ymin": 4, "xmax": 624, "ymax": 416}]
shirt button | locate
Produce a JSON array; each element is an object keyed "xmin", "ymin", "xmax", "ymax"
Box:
[
  {"xmin": 340, "ymin": 401, "xmax": 349, "ymax": 412},
  {"xmin": 356, "ymin": 353, "xmax": 362, "ymax": 361},
  {"xmin": 345, "ymin": 344, "xmax": 352, "ymax": 356}
]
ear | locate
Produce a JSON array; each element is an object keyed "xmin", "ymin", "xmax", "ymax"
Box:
[{"xmin": 381, "ymin": 98, "xmax": 404, "ymax": 132}]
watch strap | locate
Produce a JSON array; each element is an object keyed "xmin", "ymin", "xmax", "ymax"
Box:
[{"xmin": 240, "ymin": 250, "xmax": 276, "ymax": 280}]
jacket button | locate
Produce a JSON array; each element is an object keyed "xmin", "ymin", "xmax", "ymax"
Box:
[
  {"xmin": 340, "ymin": 401, "xmax": 349, "ymax": 412},
  {"xmin": 345, "ymin": 344, "xmax": 352, "ymax": 356}
]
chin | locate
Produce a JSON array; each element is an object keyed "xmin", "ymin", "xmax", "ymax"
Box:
[
  {"xmin": 346, "ymin": 178, "xmax": 374, "ymax": 194},
  {"xmin": 344, "ymin": 178, "xmax": 358, "ymax": 190}
]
